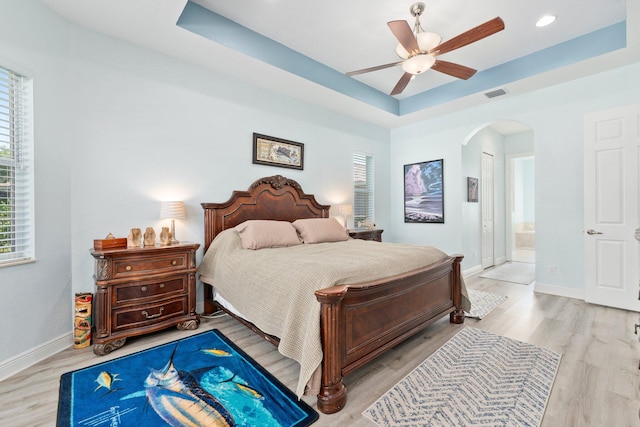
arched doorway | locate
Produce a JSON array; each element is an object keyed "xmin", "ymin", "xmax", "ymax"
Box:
[{"xmin": 461, "ymin": 120, "xmax": 534, "ymax": 275}]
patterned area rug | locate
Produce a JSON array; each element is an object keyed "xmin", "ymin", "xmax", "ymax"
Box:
[
  {"xmin": 464, "ymin": 289, "xmax": 508, "ymax": 319},
  {"xmin": 57, "ymin": 330, "xmax": 318, "ymax": 426},
  {"xmin": 479, "ymin": 262, "xmax": 535, "ymax": 285},
  {"xmin": 363, "ymin": 327, "xmax": 561, "ymax": 427}
]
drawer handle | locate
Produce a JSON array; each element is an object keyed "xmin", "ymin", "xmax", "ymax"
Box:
[
  {"xmin": 159, "ymin": 283, "xmax": 165, "ymax": 288},
  {"xmin": 171, "ymin": 260, "xmax": 177, "ymax": 266},
  {"xmin": 141, "ymin": 286, "xmax": 147, "ymax": 292},
  {"xmin": 125, "ymin": 265, "xmax": 132, "ymax": 271},
  {"xmin": 142, "ymin": 307, "xmax": 164, "ymax": 319}
]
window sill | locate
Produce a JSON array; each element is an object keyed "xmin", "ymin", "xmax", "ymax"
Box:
[{"xmin": 0, "ymin": 258, "xmax": 36, "ymax": 269}]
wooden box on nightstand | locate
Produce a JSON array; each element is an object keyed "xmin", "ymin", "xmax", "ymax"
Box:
[
  {"xmin": 90, "ymin": 242, "xmax": 200, "ymax": 355},
  {"xmin": 348, "ymin": 229, "xmax": 383, "ymax": 242}
]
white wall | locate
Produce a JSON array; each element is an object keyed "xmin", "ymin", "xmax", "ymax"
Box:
[
  {"xmin": 68, "ymin": 25, "xmax": 391, "ymax": 301},
  {"xmin": 0, "ymin": 1, "xmax": 72, "ymax": 367},
  {"xmin": 391, "ymin": 61, "xmax": 640, "ymax": 297}
]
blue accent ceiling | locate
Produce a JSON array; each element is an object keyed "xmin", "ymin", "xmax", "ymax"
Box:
[{"xmin": 177, "ymin": 1, "xmax": 626, "ymax": 117}]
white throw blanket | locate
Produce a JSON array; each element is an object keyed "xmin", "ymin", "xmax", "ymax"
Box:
[{"xmin": 198, "ymin": 229, "xmax": 469, "ymax": 397}]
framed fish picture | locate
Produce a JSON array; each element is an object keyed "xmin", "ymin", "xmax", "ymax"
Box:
[
  {"xmin": 404, "ymin": 159, "xmax": 444, "ymax": 223},
  {"xmin": 57, "ymin": 330, "xmax": 318, "ymax": 426},
  {"xmin": 253, "ymin": 133, "xmax": 304, "ymax": 170}
]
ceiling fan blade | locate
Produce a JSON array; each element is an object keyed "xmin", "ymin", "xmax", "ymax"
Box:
[
  {"xmin": 346, "ymin": 61, "xmax": 402, "ymax": 76},
  {"xmin": 390, "ymin": 72, "xmax": 413, "ymax": 96},
  {"xmin": 430, "ymin": 17, "xmax": 505, "ymax": 56},
  {"xmin": 432, "ymin": 60, "xmax": 477, "ymax": 80},
  {"xmin": 387, "ymin": 20, "xmax": 420, "ymax": 55}
]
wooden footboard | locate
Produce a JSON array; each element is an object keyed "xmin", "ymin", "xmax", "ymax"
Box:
[{"xmin": 314, "ymin": 254, "xmax": 464, "ymax": 414}]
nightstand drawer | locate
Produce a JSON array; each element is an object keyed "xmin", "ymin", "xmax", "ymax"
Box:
[
  {"xmin": 112, "ymin": 298, "xmax": 188, "ymax": 332},
  {"xmin": 113, "ymin": 253, "xmax": 188, "ymax": 278},
  {"xmin": 114, "ymin": 276, "xmax": 187, "ymax": 305}
]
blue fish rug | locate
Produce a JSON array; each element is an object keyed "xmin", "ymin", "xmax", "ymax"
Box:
[{"xmin": 57, "ymin": 329, "xmax": 318, "ymax": 426}]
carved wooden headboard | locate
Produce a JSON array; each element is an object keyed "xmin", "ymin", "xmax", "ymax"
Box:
[{"xmin": 201, "ymin": 175, "xmax": 331, "ymax": 251}]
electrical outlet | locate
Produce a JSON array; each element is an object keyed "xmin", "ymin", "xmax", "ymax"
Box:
[{"xmin": 548, "ymin": 265, "xmax": 556, "ymax": 274}]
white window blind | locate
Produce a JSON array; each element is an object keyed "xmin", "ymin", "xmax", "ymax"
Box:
[
  {"xmin": 353, "ymin": 153, "xmax": 374, "ymax": 226},
  {"xmin": 0, "ymin": 64, "xmax": 33, "ymax": 265}
]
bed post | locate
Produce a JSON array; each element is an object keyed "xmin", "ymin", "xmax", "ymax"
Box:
[
  {"xmin": 450, "ymin": 255, "xmax": 465, "ymax": 324},
  {"xmin": 315, "ymin": 285, "xmax": 348, "ymax": 414}
]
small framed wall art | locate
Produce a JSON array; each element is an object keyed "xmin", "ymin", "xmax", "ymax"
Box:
[
  {"xmin": 253, "ymin": 133, "xmax": 304, "ymax": 170},
  {"xmin": 467, "ymin": 177, "xmax": 479, "ymax": 202},
  {"xmin": 404, "ymin": 159, "xmax": 444, "ymax": 223}
]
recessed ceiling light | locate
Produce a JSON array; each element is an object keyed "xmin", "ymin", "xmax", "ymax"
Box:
[{"xmin": 536, "ymin": 15, "xmax": 557, "ymax": 27}]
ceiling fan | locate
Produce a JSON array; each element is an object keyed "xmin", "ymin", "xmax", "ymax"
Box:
[{"xmin": 346, "ymin": 2, "xmax": 505, "ymax": 96}]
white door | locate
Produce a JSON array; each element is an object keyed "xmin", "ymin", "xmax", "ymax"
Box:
[
  {"xmin": 482, "ymin": 152, "xmax": 495, "ymax": 269},
  {"xmin": 584, "ymin": 104, "xmax": 640, "ymax": 312}
]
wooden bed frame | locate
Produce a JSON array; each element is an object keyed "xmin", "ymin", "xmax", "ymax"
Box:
[{"xmin": 201, "ymin": 175, "xmax": 465, "ymax": 414}]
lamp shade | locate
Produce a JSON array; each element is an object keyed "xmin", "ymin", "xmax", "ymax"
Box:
[
  {"xmin": 417, "ymin": 32, "xmax": 441, "ymax": 52},
  {"xmin": 395, "ymin": 32, "xmax": 441, "ymax": 59},
  {"xmin": 160, "ymin": 201, "xmax": 185, "ymax": 220},
  {"xmin": 338, "ymin": 204, "xmax": 353, "ymax": 215},
  {"xmin": 402, "ymin": 54, "xmax": 436, "ymax": 75}
]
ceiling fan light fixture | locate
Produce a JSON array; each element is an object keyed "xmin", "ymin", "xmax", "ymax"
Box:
[
  {"xmin": 395, "ymin": 31, "xmax": 440, "ymax": 60},
  {"xmin": 417, "ymin": 31, "xmax": 441, "ymax": 52},
  {"xmin": 395, "ymin": 43, "xmax": 410, "ymax": 60},
  {"xmin": 402, "ymin": 54, "xmax": 435, "ymax": 75}
]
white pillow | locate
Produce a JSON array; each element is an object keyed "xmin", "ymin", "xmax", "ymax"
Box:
[
  {"xmin": 292, "ymin": 218, "xmax": 349, "ymax": 244},
  {"xmin": 234, "ymin": 220, "xmax": 301, "ymax": 250}
]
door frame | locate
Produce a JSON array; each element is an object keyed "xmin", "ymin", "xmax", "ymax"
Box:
[{"xmin": 481, "ymin": 152, "xmax": 495, "ymax": 269}]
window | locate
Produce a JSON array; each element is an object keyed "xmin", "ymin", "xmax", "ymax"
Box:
[
  {"xmin": 0, "ymin": 64, "xmax": 33, "ymax": 265},
  {"xmin": 353, "ymin": 152, "xmax": 374, "ymax": 227}
]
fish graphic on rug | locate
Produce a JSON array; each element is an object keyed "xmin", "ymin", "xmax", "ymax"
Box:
[
  {"xmin": 201, "ymin": 348, "xmax": 232, "ymax": 357},
  {"xmin": 106, "ymin": 342, "xmax": 285, "ymax": 426},
  {"xmin": 59, "ymin": 331, "xmax": 315, "ymax": 427},
  {"xmin": 94, "ymin": 371, "xmax": 121, "ymax": 395},
  {"xmin": 144, "ymin": 345, "xmax": 236, "ymax": 426}
]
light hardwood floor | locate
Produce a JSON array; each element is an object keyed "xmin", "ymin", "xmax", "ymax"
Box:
[{"xmin": 1, "ymin": 274, "xmax": 639, "ymax": 426}]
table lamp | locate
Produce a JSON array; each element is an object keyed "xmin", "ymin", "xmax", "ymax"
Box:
[
  {"xmin": 160, "ymin": 201, "xmax": 185, "ymax": 245},
  {"xmin": 338, "ymin": 204, "xmax": 353, "ymax": 228}
]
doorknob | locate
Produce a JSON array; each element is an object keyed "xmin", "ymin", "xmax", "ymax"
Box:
[{"xmin": 586, "ymin": 229, "xmax": 603, "ymax": 235}]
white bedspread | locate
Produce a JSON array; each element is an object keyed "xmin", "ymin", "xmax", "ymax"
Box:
[{"xmin": 198, "ymin": 229, "xmax": 469, "ymax": 397}]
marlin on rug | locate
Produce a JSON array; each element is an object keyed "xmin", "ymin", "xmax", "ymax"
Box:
[
  {"xmin": 57, "ymin": 329, "xmax": 318, "ymax": 427},
  {"xmin": 363, "ymin": 327, "xmax": 561, "ymax": 427}
]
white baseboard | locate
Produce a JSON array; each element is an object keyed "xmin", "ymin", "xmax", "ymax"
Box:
[
  {"xmin": 0, "ymin": 331, "xmax": 72, "ymax": 382},
  {"xmin": 464, "ymin": 258, "xmax": 513, "ymax": 279},
  {"xmin": 533, "ymin": 282, "xmax": 585, "ymax": 300},
  {"xmin": 463, "ymin": 264, "xmax": 483, "ymax": 278}
]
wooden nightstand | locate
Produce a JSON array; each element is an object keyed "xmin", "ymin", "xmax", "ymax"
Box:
[
  {"xmin": 348, "ymin": 229, "xmax": 383, "ymax": 242},
  {"xmin": 90, "ymin": 242, "xmax": 200, "ymax": 355}
]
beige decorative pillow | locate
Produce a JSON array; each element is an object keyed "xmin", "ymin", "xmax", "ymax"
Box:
[
  {"xmin": 234, "ymin": 220, "xmax": 301, "ymax": 250},
  {"xmin": 292, "ymin": 218, "xmax": 349, "ymax": 244}
]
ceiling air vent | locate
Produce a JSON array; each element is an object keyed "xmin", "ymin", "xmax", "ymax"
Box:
[{"xmin": 484, "ymin": 88, "xmax": 508, "ymax": 99}]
